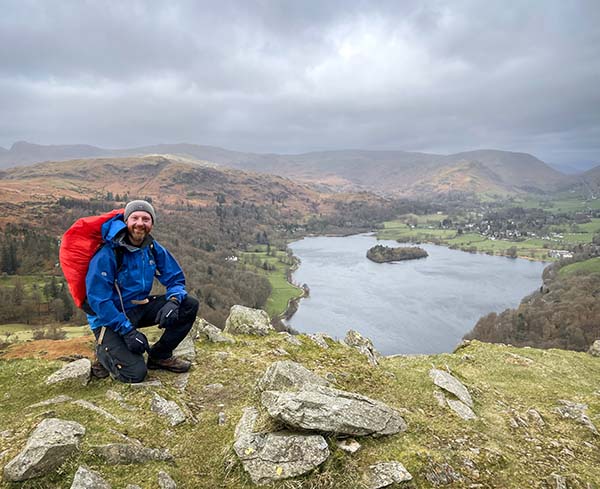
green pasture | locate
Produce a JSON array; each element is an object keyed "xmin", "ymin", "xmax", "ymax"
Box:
[
  {"xmin": 559, "ymin": 257, "xmax": 600, "ymax": 277},
  {"xmin": 0, "ymin": 324, "xmax": 90, "ymax": 342},
  {"xmin": 517, "ymin": 196, "xmax": 600, "ymax": 212},
  {"xmin": 240, "ymin": 251, "xmax": 303, "ymax": 318}
]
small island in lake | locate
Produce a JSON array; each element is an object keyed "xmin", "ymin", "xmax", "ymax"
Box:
[{"xmin": 366, "ymin": 244, "xmax": 428, "ymax": 263}]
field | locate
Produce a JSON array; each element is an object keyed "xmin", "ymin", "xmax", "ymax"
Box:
[
  {"xmin": 559, "ymin": 256, "xmax": 600, "ymax": 277},
  {"xmin": 516, "ymin": 195, "xmax": 600, "ymax": 212},
  {"xmin": 240, "ymin": 249, "xmax": 304, "ymax": 318}
]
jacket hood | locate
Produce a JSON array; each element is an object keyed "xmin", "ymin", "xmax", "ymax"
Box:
[{"xmin": 101, "ymin": 214, "xmax": 126, "ymax": 245}]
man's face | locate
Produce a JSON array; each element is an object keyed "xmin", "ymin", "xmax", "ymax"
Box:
[{"xmin": 126, "ymin": 211, "xmax": 153, "ymax": 245}]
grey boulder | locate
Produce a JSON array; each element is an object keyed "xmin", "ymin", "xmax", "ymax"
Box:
[
  {"xmin": 224, "ymin": 305, "xmax": 273, "ymax": 336},
  {"xmin": 261, "ymin": 385, "xmax": 407, "ymax": 436},
  {"xmin": 45, "ymin": 358, "xmax": 91, "ymax": 386},
  {"xmin": 172, "ymin": 333, "xmax": 196, "ymax": 362},
  {"xmin": 368, "ymin": 461, "xmax": 413, "ymax": 488},
  {"xmin": 195, "ymin": 318, "xmax": 236, "ymax": 343},
  {"xmin": 158, "ymin": 470, "xmax": 177, "ymax": 488},
  {"xmin": 3, "ymin": 418, "xmax": 85, "ymax": 481},
  {"xmin": 70, "ymin": 466, "xmax": 111, "ymax": 489},
  {"xmin": 429, "ymin": 369, "xmax": 473, "ymax": 407},
  {"xmin": 234, "ymin": 431, "xmax": 329, "ymax": 485},
  {"xmin": 257, "ymin": 361, "xmax": 330, "ymax": 392}
]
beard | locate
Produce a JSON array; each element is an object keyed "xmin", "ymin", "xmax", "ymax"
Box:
[{"xmin": 128, "ymin": 225, "xmax": 149, "ymax": 245}]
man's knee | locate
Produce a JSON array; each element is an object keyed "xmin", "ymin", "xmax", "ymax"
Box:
[
  {"xmin": 181, "ymin": 295, "xmax": 199, "ymax": 320},
  {"xmin": 116, "ymin": 358, "xmax": 147, "ymax": 383}
]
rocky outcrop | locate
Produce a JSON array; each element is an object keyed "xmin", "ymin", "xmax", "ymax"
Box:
[
  {"xmin": 224, "ymin": 305, "xmax": 273, "ymax": 336},
  {"xmin": 172, "ymin": 334, "xmax": 196, "ymax": 362},
  {"xmin": 261, "ymin": 384, "xmax": 407, "ymax": 436},
  {"xmin": 3, "ymin": 418, "xmax": 85, "ymax": 481},
  {"xmin": 307, "ymin": 333, "xmax": 331, "ymax": 349},
  {"xmin": 257, "ymin": 360, "xmax": 330, "ymax": 392},
  {"xmin": 344, "ymin": 329, "xmax": 381, "ymax": 366},
  {"xmin": 45, "ymin": 358, "xmax": 91, "ymax": 386},
  {"xmin": 70, "ymin": 466, "xmax": 111, "ymax": 489},
  {"xmin": 72, "ymin": 400, "xmax": 124, "ymax": 424},
  {"xmin": 555, "ymin": 400, "xmax": 598, "ymax": 435},
  {"xmin": 233, "ymin": 409, "xmax": 329, "ymax": 486}
]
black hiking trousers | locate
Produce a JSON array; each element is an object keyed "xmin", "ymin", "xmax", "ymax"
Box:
[{"xmin": 94, "ymin": 295, "xmax": 199, "ymax": 383}]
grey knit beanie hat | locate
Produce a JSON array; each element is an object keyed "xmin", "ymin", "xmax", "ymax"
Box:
[{"xmin": 124, "ymin": 200, "xmax": 156, "ymax": 223}]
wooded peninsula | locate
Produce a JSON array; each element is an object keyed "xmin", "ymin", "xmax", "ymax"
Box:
[{"xmin": 366, "ymin": 244, "xmax": 428, "ymax": 263}]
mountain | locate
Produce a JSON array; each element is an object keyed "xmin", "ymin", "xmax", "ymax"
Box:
[
  {"xmin": 0, "ymin": 141, "xmax": 569, "ymax": 196},
  {"xmin": 553, "ymin": 164, "xmax": 600, "ymax": 199}
]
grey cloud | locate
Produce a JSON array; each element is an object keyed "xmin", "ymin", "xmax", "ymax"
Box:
[{"xmin": 0, "ymin": 0, "xmax": 598, "ymax": 168}]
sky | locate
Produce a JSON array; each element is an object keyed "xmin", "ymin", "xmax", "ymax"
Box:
[{"xmin": 1, "ymin": 0, "xmax": 599, "ymax": 170}]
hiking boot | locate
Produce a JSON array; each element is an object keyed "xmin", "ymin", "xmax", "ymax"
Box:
[
  {"xmin": 91, "ymin": 360, "xmax": 110, "ymax": 379},
  {"xmin": 147, "ymin": 356, "xmax": 191, "ymax": 373}
]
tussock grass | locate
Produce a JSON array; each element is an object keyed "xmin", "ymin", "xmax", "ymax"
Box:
[{"xmin": 1, "ymin": 336, "xmax": 600, "ymax": 488}]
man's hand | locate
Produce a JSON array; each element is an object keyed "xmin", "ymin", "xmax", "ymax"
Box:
[
  {"xmin": 155, "ymin": 299, "xmax": 179, "ymax": 328},
  {"xmin": 123, "ymin": 329, "xmax": 150, "ymax": 354}
]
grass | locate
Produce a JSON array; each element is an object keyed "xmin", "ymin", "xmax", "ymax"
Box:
[
  {"xmin": 377, "ymin": 220, "xmax": 553, "ymax": 261},
  {"xmin": 0, "ymin": 324, "xmax": 89, "ymax": 342},
  {"xmin": 1, "ymin": 336, "xmax": 599, "ymax": 488},
  {"xmin": 240, "ymin": 251, "xmax": 304, "ymax": 318},
  {"xmin": 559, "ymin": 257, "xmax": 600, "ymax": 277},
  {"xmin": 517, "ymin": 196, "xmax": 600, "ymax": 212}
]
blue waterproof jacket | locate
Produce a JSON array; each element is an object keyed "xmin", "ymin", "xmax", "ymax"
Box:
[{"xmin": 86, "ymin": 214, "xmax": 187, "ymax": 335}]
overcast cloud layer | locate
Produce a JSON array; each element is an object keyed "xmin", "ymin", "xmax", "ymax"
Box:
[{"xmin": 1, "ymin": 0, "xmax": 599, "ymax": 169}]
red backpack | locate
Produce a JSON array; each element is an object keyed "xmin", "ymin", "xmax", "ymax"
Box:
[{"xmin": 59, "ymin": 209, "xmax": 124, "ymax": 310}]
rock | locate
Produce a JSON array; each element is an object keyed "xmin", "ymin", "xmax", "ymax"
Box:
[
  {"xmin": 172, "ymin": 333, "xmax": 196, "ymax": 362},
  {"xmin": 128, "ymin": 379, "xmax": 162, "ymax": 388},
  {"xmin": 344, "ymin": 330, "xmax": 381, "ymax": 366},
  {"xmin": 261, "ymin": 384, "xmax": 407, "ymax": 436},
  {"xmin": 204, "ymin": 383, "xmax": 224, "ymax": 392},
  {"xmin": 218, "ymin": 412, "xmax": 227, "ymax": 425},
  {"xmin": 151, "ymin": 393, "xmax": 186, "ymax": 426},
  {"xmin": 72, "ymin": 400, "xmax": 124, "ymax": 425},
  {"xmin": 548, "ymin": 473, "xmax": 568, "ymax": 489},
  {"xmin": 70, "ymin": 466, "xmax": 111, "ymax": 489},
  {"xmin": 233, "ymin": 430, "xmax": 330, "ymax": 485},
  {"xmin": 214, "ymin": 351, "xmax": 231, "ymax": 360},
  {"xmin": 28, "ymin": 395, "xmax": 73, "ymax": 409},
  {"xmin": 3, "ymin": 418, "xmax": 85, "ymax": 481},
  {"xmin": 526, "ymin": 409, "xmax": 545, "ymax": 427},
  {"xmin": 429, "ymin": 369, "xmax": 473, "ymax": 407},
  {"xmin": 588, "ymin": 340, "xmax": 600, "ymax": 357},
  {"xmin": 433, "ymin": 390, "xmax": 446, "ymax": 407},
  {"xmin": 257, "ymin": 361, "xmax": 330, "ymax": 392},
  {"xmin": 555, "ymin": 400, "xmax": 598, "ymax": 435},
  {"xmin": 424, "ymin": 460, "xmax": 461, "ymax": 486},
  {"xmin": 368, "ymin": 461, "xmax": 412, "ymax": 488},
  {"xmin": 105, "ymin": 390, "xmax": 124, "ymax": 402},
  {"xmin": 446, "ymin": 399, "xmax": 477, "ymax": 420},
  {"xmin": 45, "ymin": 358, "xmax": 91, "ymax": 386},
  {"xmin": 92, "ymin": 443, "xmax": 173, "ymax": 464},
  {"xmin": 172, "ymin": 372, "xmax": 190, "ymax": 392},
  {"xmin": 224, "ymin": 305, "xmax": 273, "ymax": 336},
  {"xmin": 279, "ymin": 332, "xmax": 302, "ymax": 346},
  {"xmin": 336, "ymin": 438, "xmax": 361, "ymax": 454},
  {"xmin": 234, "ymin": 407, "xmax": 260, "ymax": 439},
  {"xmin": 271, "ymin": 348, "xmax": 289, "ymax": 356},
  {"xmin": 125, "ymin": 486, "xmax": 142, "ymax": 489},
  {"xmin": 196, "ymin": 318, "xmax": 236, "ymax": 343},
  {"xmin": 158, "ymin": 470, "xmax": 177, "ymax": 489},
  {"xmin": 308, "ymin": 333, "xmax": 331, "ymax": 349}
]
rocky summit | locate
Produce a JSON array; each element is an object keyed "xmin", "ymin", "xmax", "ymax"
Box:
[{"xmin": 1, "ymin": 313, "xmax": 600, "ymax": 488}]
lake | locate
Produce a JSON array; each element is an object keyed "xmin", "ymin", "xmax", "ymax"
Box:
[{"xmin": 286, "ymin": 234, "xmax": 548, "ymax": 355}]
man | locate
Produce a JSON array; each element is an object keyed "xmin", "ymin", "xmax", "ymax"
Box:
[{"xmin": 86, "ymin": 200, "xmax": 199, "ymax": 383}]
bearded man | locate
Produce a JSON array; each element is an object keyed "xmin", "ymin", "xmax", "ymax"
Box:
[{"xmin": 86, "ymin": 200, "xmax": 199, "ymax": 382}]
